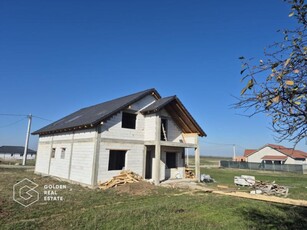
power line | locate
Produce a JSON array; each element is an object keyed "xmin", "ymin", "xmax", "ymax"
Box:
[
  {"xmin": 0, "ymin": 113, "xmax": 27, "ymax": 117},
  {"xmin": 0, "ymin": 117, "xmax": 27, "ymax": 128},
  {"xmin": 0, "ymin": 113, "xmax": 52, "ymax": 122}
]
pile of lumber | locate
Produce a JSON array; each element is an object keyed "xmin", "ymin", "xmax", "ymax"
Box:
[
  {"xmin": 253, "ymin": 181, "xmax": 289, "ymax": 197},
  {"xmin": 99, "ymin": 170, "xmax": 143, "ymax": 190},
  {"xmin": 185, "ymin": 168, "xmax": 195, "ymax": 179}
]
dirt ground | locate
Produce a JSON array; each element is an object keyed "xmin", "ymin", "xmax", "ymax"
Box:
[{"xmin": 112, "ymin": 181, "xmax": 159, "ymax": 196}]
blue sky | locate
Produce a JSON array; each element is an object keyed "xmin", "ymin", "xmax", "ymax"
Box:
[{"xmin": 0, "ymin": 0, "xmax": 306, "ymax": 156}]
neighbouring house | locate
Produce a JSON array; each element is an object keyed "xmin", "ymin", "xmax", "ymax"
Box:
[
  {"xmin": 0, "ymin": 146, "xmax": 36, "ymax": 161},
  {"xmin": 244, "ymin": 144, "xmax": 307, "ymax": 165},
  {"xmin": 32, "ymin": 88, "xmax": 206, "ymax": 187}
]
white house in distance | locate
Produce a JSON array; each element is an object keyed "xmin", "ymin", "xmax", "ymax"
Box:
[
  {"xmin": 244, "ymin": 144, "xmax": 307, "ymax": 165},
  {"xmin": 0, "ymin": 146, "xmax": 36, "ymax": 161},
  {"xmin": 32, "ymin": 88, "xmax": 206, "ymax": 187}
]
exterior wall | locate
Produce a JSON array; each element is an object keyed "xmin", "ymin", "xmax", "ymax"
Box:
[
  {"xmin": 100, "ymin": 111, "xmax": 145, "ymax": 141},
  {"xmin": 130, "ymin": 94, "xmax": 156, "ymax": 111},
  {"xmin": 97, "ymin": 141, "xmax": 145, "ymax": 183},
  {"xmin": 160, "ymin": 109, "xmax": 182, "ymax": 142},
  {"xmin": 247, "ymin": 146, "xmax": 307, "ymax": 165},
  {"xmin": 247, "ymin": 147, "xmax": 285, "ymax": 163},
  {"xmin": 100, "ymin": 95, "xmax": 156, "ymax": 141},
  {"xmin": 35, "ymin": 129, "xmax": 96, "ymax": 185},
  {"xmin": 161, "ymin": 147, "xmax": 185, "ymax": 180},
  {"xmin": 69, "ymin": 142, "xmax": 95, "ymax": 185},
  {"xmin": 285, "ymin": 157, "xmax": 306, "ymax": 165},
  {"xmin": 35, "ymin": 136, "xmax": 53, "ymax": 174},
  {"xmin": 150, "ymin": 146, "xmax": 185, "ymax": 181},
  {"xmin": 182, "ymin": 134, "xmax": 198, "ymax": 144},
  {"xmin": 0, "ymin": 153, "xmax": 36, "ymax": 160},
  {"xmin": 144, "ymin": 114, "xmax": 156, "ymax": 141},
  {"xmin": 144, "ymin": 109, "xmax": 184, "ymax": 142}
]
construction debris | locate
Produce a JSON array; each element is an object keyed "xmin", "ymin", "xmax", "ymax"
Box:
[
  {"xmin": 252, "ymin": 181, "xmax": 289, "ymax": 197},
  {"xmin": 98, "ymin": 170, "xmax": 143, "ymax": 190},
  {"xmin": 200, "ymin": 174, "xmax": 216, "ymax": 183},
  {"xmin": 234, "ymin": 175, "xmax": 255, "ymax": 186},
  {"xmin": 185, "ymin": 168, "xmax": 195, "ymax": 179}
]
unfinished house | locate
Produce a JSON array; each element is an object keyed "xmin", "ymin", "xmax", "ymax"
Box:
[{"xmin": 33, "ymin": 88, "xmax": 206, "ymax": 187}]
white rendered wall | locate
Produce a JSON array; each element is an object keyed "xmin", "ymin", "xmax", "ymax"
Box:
[{"xmin": 247, "ymin": 147, "xmax": 286, "ymax": 163}]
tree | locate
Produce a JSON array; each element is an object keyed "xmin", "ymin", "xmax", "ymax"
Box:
[{"xmin": 235, "ymin": 0, "xmax": 307, "ymax": 145}]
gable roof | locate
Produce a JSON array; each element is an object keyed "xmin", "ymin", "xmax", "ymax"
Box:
[
  {"xmin": 141, "ymin": 96, "xmax": 206, "ymax": 137},
  {"xmin": 245, "ymin": 144, "xmax": 307, "ymax": 159},
  {"xmin": 267, "ymin": 144, "xmax": 307, "ymax": 159},
  {"xmin": 32, "ymin": 89, "xmax": 205, "ymax": 136},
  {"xmin": 33, "ymin": 88, "xmax": 160, "ymax": 135},
  {"xmin": 244, "ymin": 149, "xmax": 256, "ymax": 157},
  {"xmin": 0, "ymin": 146, "xmax": 36, "ymax": 155}
]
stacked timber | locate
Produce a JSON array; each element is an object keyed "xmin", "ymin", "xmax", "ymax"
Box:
[
  {"xmin": 99, "ymin": 170, "xmax": 143, "ymax": 190},
  {"xmin": 253, "ymin": 181, "xmax": 289, "ymax": 197},
  {"xmin": 185, "ymin": 168, "xmax": 195, "ymax": 179}
]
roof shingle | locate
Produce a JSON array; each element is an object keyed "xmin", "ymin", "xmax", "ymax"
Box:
[{"xmin": 32, "ymin": 88, "xmax": 160, "ymax": 135}]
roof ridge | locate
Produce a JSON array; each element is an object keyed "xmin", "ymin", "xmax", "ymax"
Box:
[
  {"xmin": 82, "ymin": 88, "xmax": 158, "ymax": 110},
  {"xmin": 32, "ymin": 88, "xmax": 160, "ymax": 135}
]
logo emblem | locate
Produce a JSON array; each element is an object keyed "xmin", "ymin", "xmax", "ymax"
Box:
[{"xmin": 13, "ymin": 178, "xmax": 39, "ymax": 207}]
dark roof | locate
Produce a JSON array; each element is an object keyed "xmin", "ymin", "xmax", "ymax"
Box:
[
  {"xmin": 32, "ymin": 88, "xmax": 206, "ymax": 137},
  {"xmin": 32, "ymin": 89, "xmax": 161, "ymax": 135},
  {"xmin": 141, "ymin": 96, "xmax": 206, "ymax": 137},
  {"xmin": 141, "ymin": 96, "xmax": 176, "ymax": 114},
  {"xmin": 0, "ymin": 146, "xmax": 36, "ymax": 155}
]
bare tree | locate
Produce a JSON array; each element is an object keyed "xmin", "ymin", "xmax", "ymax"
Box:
[{"xmin": 235, "ymin": 0, "xmax": 307, "ymax": 145}]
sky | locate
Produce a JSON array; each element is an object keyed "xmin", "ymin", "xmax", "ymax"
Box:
[{"xmin": 0, "ymin": 0, "xmax": 306, "ymax": 156}]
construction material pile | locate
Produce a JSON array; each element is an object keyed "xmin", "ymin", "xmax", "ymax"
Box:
[
  {"xmin": 200, "ymin": 174, "xmax": 216, "ymax": 183},
  {"xmin": 252, "ymin": 181, "xmax": 289, "ymax": 197},
  {"xmin": 185, "ymin": 168, "xmax": 195, "ymax": 179},
  {"xmin": 234, "ymin": 175, "xmax": 255, "ymax": 186},
  {"xmin": 99, "ymin": 170, "xmax": 143, "ymax": 190}
]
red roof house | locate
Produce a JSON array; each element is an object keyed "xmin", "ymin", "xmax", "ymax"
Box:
[{"xmin": 245, "ymin": 144, "xmax": 307, "ymax": 165}]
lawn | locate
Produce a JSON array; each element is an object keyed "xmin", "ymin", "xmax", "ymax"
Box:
[
  {"xmin": 188, "ymin": 156, "xmax": 231, "ymax": 166},
  {"xmin": 1, "ymin": 168, "xmax": 307, "ymax": 230},
  {"xmin": 201, "ymin": 168, "xmax": 307, "ymax": 200}
]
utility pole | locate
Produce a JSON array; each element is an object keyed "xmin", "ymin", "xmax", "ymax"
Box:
[
  {"xmin": 232, "ymin": 144, "xmax": 236, "ymax": 161},
  {"xmin": 22, "ymin": 114, "xmax": 32, "ymax": 166}
]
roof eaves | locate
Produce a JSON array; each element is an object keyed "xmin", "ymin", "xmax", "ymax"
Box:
[{"xmin": 173, "ymin": 96, "xmax": 207, "ymax": 137}]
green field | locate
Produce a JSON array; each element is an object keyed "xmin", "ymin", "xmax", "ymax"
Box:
[
  {"xmin": 187, "ymin": 156, "xmax": 231, "ymax": 166},
  {"xmin": 1, "ymin": 168, "xmax": 307, "ymax": 230},
  {"xmin": 201, "ymin": 168, "xmax": 307, "ymax": 200}
]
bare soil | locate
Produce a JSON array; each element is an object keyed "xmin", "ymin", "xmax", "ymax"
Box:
[{"xmin": 112, "ymin": 181, "xmax": 158, "ymax": 196}]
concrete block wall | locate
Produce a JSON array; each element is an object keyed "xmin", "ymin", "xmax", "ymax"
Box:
[{"xmin": 97, "ymin": 141, "xmax": 145, "ymax": 183}]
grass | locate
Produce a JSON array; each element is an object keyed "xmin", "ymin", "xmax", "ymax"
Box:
[
  {"xmin": 1, "ymin": 168, "xmax": 307, "ymax": 229},
  {"xmin": 201, "ymin": 168, "xmax": 307, "ymax": 200},
  {"xmin": 188, "ymin": 156, "xmax": 231, "ymax": 166},
  {"xmin": 0, "ymin": 159, "xmax": 36, "ymax": 166}
]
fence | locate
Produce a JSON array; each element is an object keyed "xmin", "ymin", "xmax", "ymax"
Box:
[{"xmin": 220, "ymin": 160, "xmax": 307, "ymax": 174}]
